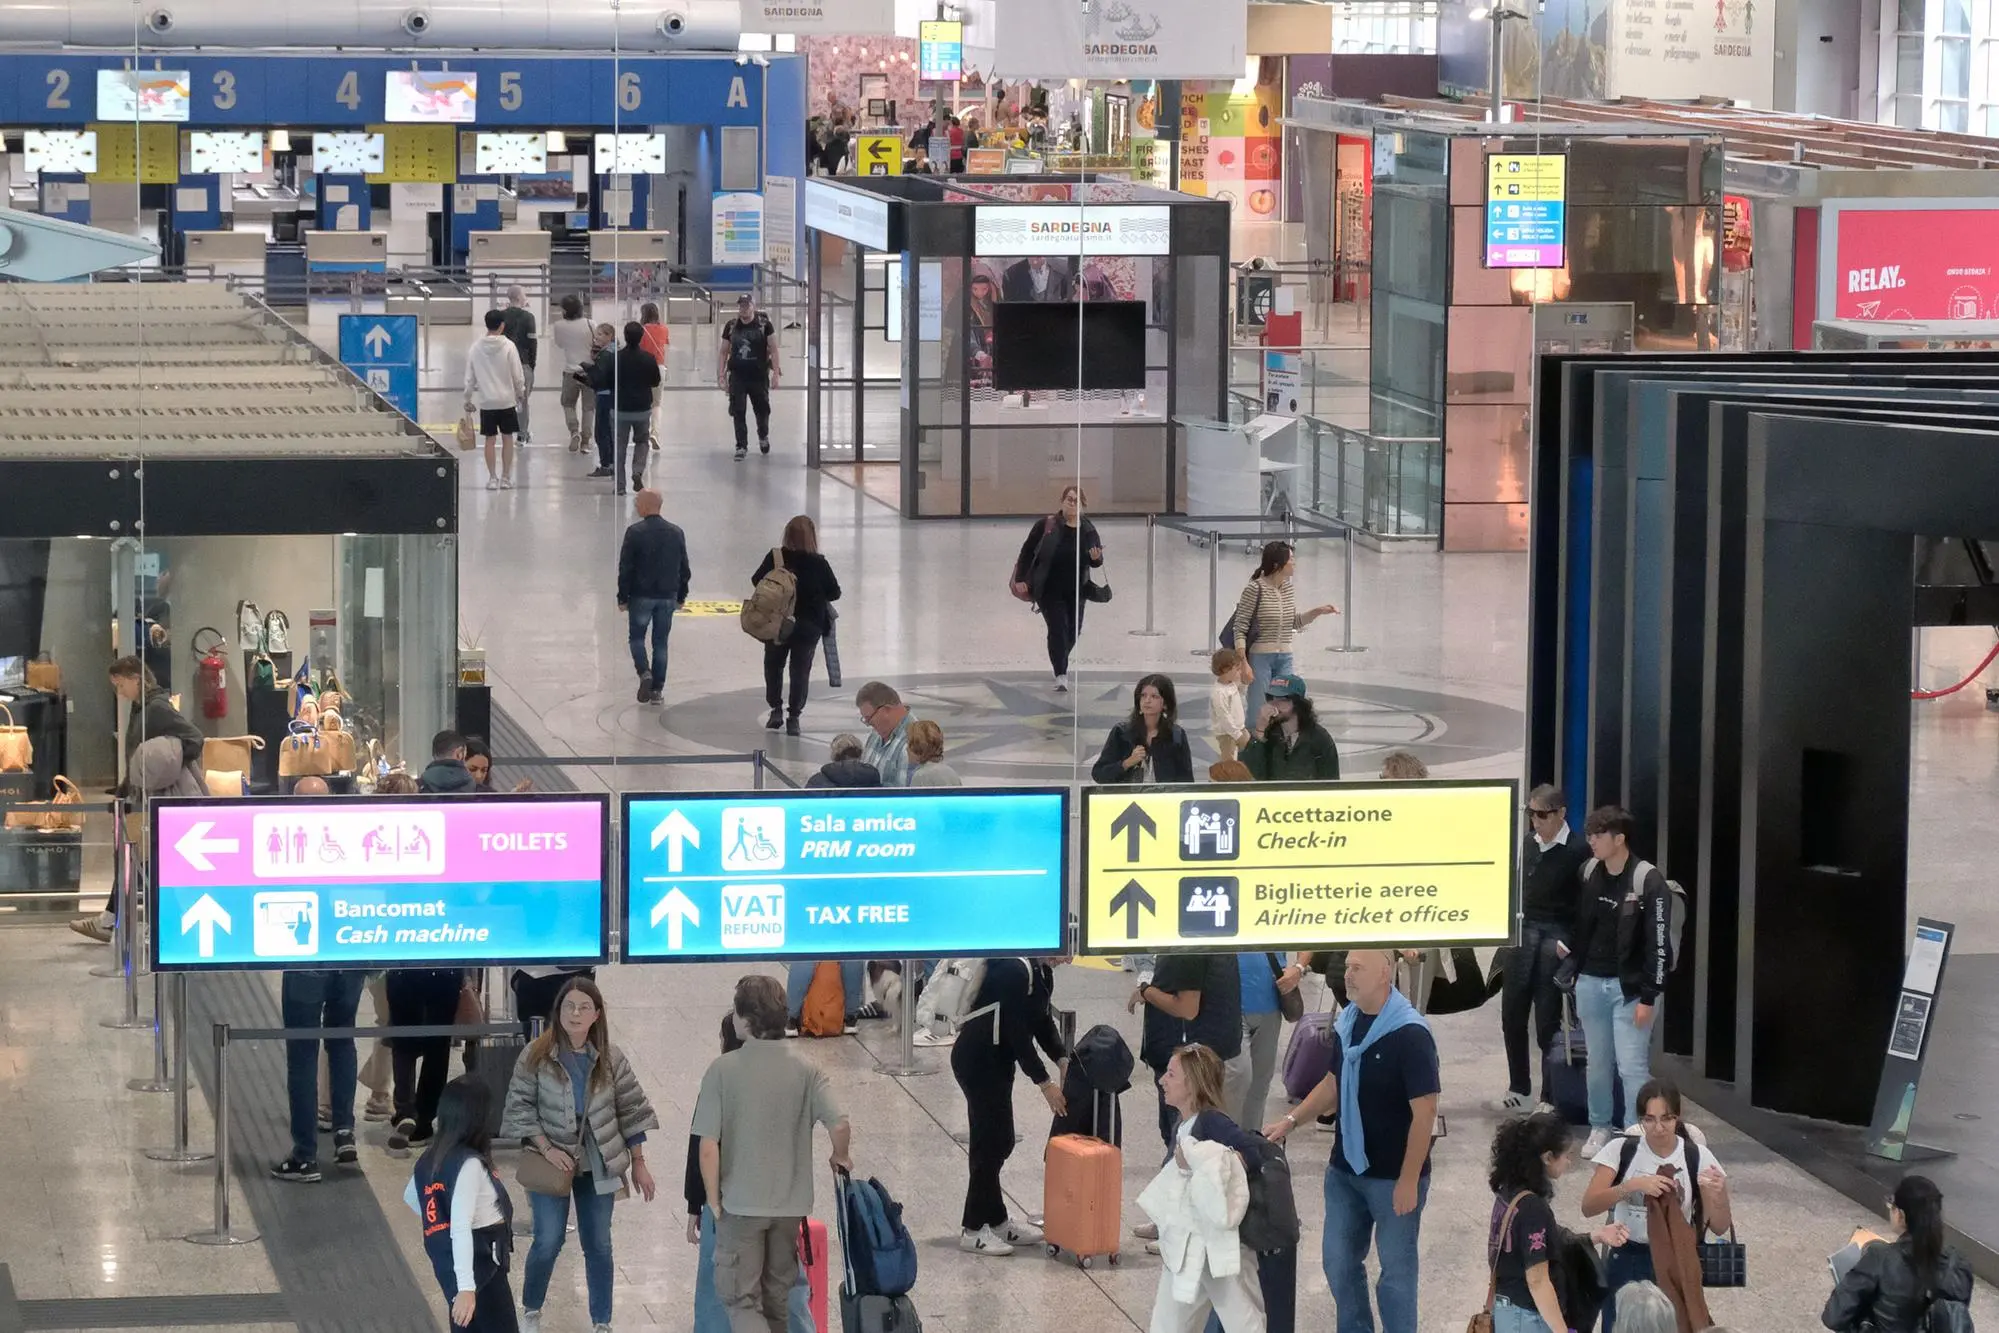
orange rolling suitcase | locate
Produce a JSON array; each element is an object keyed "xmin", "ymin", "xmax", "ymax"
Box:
[{"xmin": 1042, "ymin": 1129, "xmax": 1121, "ymax": 1269}]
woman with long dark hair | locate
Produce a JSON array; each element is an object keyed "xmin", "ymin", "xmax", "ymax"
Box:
[
  {"xmin": 753, "ymin": 514, "xmax": 842, "ymax": 737},
  {"xmin": 500, "ymin": 977, "xmax": 659, "ymax": 1333},
  {"xmin": 1091, "ymin": 673, "xmax": 1194, "ymax": 784},
  {"xmin": 1225, "ymin": 541, "xmax": 1338, "ymax": 718},
  {"xmin": 1483, "ymin": 1112, "xmax": 1627, "ymax": 1333},
  {"xmin": 1823, "ymin": 1174, "xmax": 1974, "ymax": 1332},
  {"xmin": 1011, "ymin": 484, "xmax": 1104, "ymax": 692},
  {"xmin": 405, "ymin": 1075, "xmax": 519, "ymax": 1331}
]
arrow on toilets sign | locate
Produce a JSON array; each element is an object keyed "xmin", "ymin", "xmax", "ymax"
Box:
[
  {"xmin": 180, "ymin": 894, "xmax": 231, "ymax": 958},
  {"xmin": 649, "ymin": 887, "xmax": 699, "ymax": 950},
  {"xmin": 174, "ymin": 820, "xmax": 239, "ymax": 872},
  {"xmin": 650, "ymin": 809, "xmax": 699, "ymax": 873}
]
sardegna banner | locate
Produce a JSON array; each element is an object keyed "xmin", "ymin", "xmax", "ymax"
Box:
[
  {"xmin": 1828, "ymin": 204, "xmax": 1999, "ymax": 322},
  {"xmin": 995, "ymin": 0, "xmax": 1249, "ymax": 81}
]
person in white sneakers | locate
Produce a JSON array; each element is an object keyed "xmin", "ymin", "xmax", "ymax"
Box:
[
  {"xmin": 464, "ymin": 309, "xmax": 526, "ymax": 490},
  {"xmin": 951, "ymin": 958, "xmax": 1067, "ymax": 1256}
]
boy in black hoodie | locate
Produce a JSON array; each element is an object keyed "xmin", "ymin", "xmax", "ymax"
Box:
[{"xmin": 1568, "ymin": 806, "xmax": 1670, "ymax": 1156}]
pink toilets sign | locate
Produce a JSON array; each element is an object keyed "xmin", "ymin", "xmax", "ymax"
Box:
[{"xmin": 151, "ymin": 794, "xmax": 609, "ymax": 971}]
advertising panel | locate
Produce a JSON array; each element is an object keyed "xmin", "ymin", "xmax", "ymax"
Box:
[
  {"xmin": 994, "ymin": 0, "xmax": 1249, "ymax": 81},
  {"xmin": 385, "ymin": 70, "xmax": 479, "ymax": 124},
  {"xmin": 973, "ymin": 205, "xmax": 1172, "ymax": 257},
  {"xmin": 1828, "ymin": 204, "xmax": 1999, "ymax": 321}
]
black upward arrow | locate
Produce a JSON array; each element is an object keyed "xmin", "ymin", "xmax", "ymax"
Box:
[
  {"xmin": 1109, "ymin": 802, "xmax": 1157, "ymax": 861},
  {"xmin": 1108, "ymin": 880, "xmax": 1157, "ymax": 939}
]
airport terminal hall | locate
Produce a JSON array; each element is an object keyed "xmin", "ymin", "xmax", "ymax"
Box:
[{"xmin": 11, "ymin": 1, "xmax": 1999, "ymax": 1332}]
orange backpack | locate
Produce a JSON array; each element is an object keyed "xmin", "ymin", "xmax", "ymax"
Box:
[{"xmin": 800, "ymin": 963, "xmax": 846, "ymax": 1038}]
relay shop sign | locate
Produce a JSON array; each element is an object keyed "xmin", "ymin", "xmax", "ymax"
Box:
[
  {"xmin": 1827, "ymin": 204, "xmax": 1999, "ymax": 321},
  {"xmin": 1079, "ymin": 780, "xmax": 1518, "ymax": 955},
  {"xmin": 622, "ymin": 788, "xmax": 1068, "ymax": 961},
  {"xmin": 150, "ymin": 794, "xmax": 610, "ymax": 971}
]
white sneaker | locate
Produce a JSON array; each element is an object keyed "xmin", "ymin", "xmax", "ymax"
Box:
[
  {"xmin": 1493, "ymin": 1091, "xmax": 1534, "ymax": 1115},
  {"xmin": 592, "ymin": 1325, "xmax": 611, "ymax": 1333},
  {"xmin": 1131, "ymin": 1221, "xmax": 1159, "ymax": 1241},
  {"xmin": 960, "ymin": 1225, "xmax": 1015, "ymax": 1256},
  {"xmin": 500, "ymin": 477, "xmax": 515, "ymax": 490},
  {"xmin": 1581, "ymin": 1127, "xmax": 1613, "ymax": 1157},
  {"xmin": 1000, "ymin": 1218, "xmax": 1044, "ymax": 1245},
  {"xmin": 485, "ymin": 478, "xmax": 499, "ymax": 491},
  {"xmin": 1053, "ymin": 674, "xmax": 1068, "ymax": 693},
  {"xmin": 522, "ymin": 1311, "xmax": 541, "ymax": 1333}
]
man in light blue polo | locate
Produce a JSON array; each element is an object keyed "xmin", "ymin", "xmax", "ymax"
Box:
[{"xmin": 855, "ymin": 681, "xmax": 913, "ymax": 787}]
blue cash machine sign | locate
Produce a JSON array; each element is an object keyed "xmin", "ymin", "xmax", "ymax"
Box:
[{"xmin": 621, "ymin": 788, "xmax": 1070, "ymax": 961}]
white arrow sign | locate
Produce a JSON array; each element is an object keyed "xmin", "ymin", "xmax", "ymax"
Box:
[
  {"xmin": 649, "ymin": 887, "xmax": 699, "ymax": 950},
  {"xmin": 363, "ymin": 323, "xmax": 394, "ymax": 356},
  {"xmin": 175, "ymin": 820, "xmax": 240, "ymax": 872},
  {"xmin": 649, "ymin": 810, "xmax": 699, "ymax": 873},
  {"xmin": 180, "ymin": 893, "xmax": 232, "ymax": 959}
]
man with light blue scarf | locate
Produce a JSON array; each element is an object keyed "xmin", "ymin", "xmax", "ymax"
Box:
[{"xmin": 1263, "ymin": 949, "xmax": 1439, "ymax": 1333}]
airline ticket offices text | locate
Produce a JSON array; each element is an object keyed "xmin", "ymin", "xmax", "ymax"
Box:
[{"xmin": 1079, "ymin": 780, "xmax": 1519, "ymax": 955}]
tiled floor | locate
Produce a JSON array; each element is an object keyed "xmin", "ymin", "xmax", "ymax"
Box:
[{"xmin": 6, "ymin": 307, "xmax": 1999, "ymax": 1331}]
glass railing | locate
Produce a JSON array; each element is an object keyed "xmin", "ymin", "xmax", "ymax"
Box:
[{"xmin": 1296, "ymin": 415, "xmax": 1443, "ymax": 539}]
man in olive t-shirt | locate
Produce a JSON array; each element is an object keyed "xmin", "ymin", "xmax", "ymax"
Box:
[{"xmin": 695, "ymin": 975, "xmax": 852, "ymax": 1332}]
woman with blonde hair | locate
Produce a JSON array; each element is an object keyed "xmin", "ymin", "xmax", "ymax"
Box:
[
  {"xmin": 907, "ymin": 719, "xmax": 962, "ymax": 787},
  {"xmin": 501, "ymin": 978, "xmax": 660, "ymax": 1333}
]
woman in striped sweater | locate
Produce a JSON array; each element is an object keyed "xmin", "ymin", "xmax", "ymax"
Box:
[{"xmin": 1226, "ymin": 542, "xmax": 1339, "ymax": 718}]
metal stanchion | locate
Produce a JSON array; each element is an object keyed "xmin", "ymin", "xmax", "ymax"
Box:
[
  {"xmin": 187, "ymin": 1023, "xmax": 258, "ymax": 1246},
  {"xmin": 89, "ymin": 803, "xmax": 127, "ymax": 978},
  {"xmin": 128, "ymin": 970, "xmax": 174, "ymax": 1091},
  {"xmin": 1194, "ymin": 529, "xmax": 1220, "ymax": 655},
  {"xmin": 752, "ymin": 749, "xmax": 766, "ymax": 790},
  {"xmin": 1128, "ymin": 514, "xmax": 1164, "ymax": 639},
  {"xmin": 882, "ymin": 960, "xmax": 936, "ymax": 1080},
  {"xmin": 147, "ymin": 977, "xmax": 213, "ymax": 1163},
  {"xmin": 1326, "ymin": 529, "xmax": 1366, "ymax": 655},
  {"xmin": 104, "ymin": 841, "xmax": 149, "ymax": 1030}
]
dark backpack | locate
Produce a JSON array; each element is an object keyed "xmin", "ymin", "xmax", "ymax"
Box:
[
  {"xmin": 1238, "ymin": 1135, "xmax": 1300, "ymax": 1253},
  {"xmin": 839, "ymin": 1173, "xmax": 917, "ymax": 1297},
  {"xmin": 1926, "ymin": 1296, "xmax": 1975, "ymax": 1333},
  {"xmin": 1070, "ymin": 1022, "xmax": 1134, "ymax": 1095},
  {"xmin": 1610, "ymin": 1128, "xmax": 1706, "ymax": 1233}
]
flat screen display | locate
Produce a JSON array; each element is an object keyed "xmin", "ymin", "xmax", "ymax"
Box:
[
  {"xmin": 993, "ymin": 301, "xmax": 1146, "ymax": 392},
  {"xmin": 314, "ymin": 132, "xmax": 386, "ymax": 174},
  {"xmin": 385, "ymin": 70, "xmax": 479, "ymax": 123},
  {"xmin": 188, "ymin": 131, "xmax": 265, "ymax": 175},
  {"xmin": 594, "ymin": 133, "xmax": 667, "ymax": 174},
  {"xmin": 96, "ymin": 69, "xmax": 191, "ymax": 122},
  {"xmin": 24, "ymin": 131, "xmax": 100, "ymax": 174},
  {"xmin": 475, "ymin": 133, "xmax": 548, "ymax": 174}
]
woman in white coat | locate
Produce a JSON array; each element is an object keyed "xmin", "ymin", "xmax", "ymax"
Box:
[{"xmin": 1138, "ymin": 1044, "xmax": 1267, "ymax": 1333}]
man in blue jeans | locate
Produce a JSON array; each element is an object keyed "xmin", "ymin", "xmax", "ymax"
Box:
[
  {"xmin": 1264, "ymin": 949, "xmax": 1439, "ymax": 1333},
  {"xmin": 274, "ymin": 967, "xmax": 368, "ymax": 1182},
  {"xmin": 784, "ymin": 960, "xmax": 864, "ymax": 1035},
  {"xmin": 616, "ymin": 488, "xmax": 690, "ymax": 705},
  {"xmin": 1567, "ymin": 804, "xmax": 1671, "ymax": 1157}
]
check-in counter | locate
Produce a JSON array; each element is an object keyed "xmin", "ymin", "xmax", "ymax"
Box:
[{"xmin": 184, "ymin": 229, "xmax": 268, "ymax": 288}]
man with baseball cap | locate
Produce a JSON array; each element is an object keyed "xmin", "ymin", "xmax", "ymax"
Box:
[
  {"xmin": 1243, "ymin": 674, "xmax": 1341, "ymax": 780},
  {"xmin": 717, "ymin": 293, "xmax": 780, "ymax": 459}
]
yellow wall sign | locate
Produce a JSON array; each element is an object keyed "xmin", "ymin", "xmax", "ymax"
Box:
[
  {"xmin": 1079, "ymin": 780, "xmax": 1518, "ymax": 955},
  {"xmin": 1486, "ymin": 153, "xmax": 1566, "ymax": 203},
  {"xmin": 854, "ymin": 135, "xmax": 903, "ymax": 176},
  {"xmin": 88, "ymin": 123, "xmax": 178, "ymax": 185}
]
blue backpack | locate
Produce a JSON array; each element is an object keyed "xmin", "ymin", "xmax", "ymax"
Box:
[{"xmin": 839, "ymin": 1173, "xmax": 917, "ymax": 1297}]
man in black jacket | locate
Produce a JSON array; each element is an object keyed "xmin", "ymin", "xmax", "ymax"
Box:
[
  {"xmin": 416, "ymin": 730, "xmax": 476, "ymax": 794},
  {"xmin": 617, "ymin": 489, "xmax": 691, "ymax": 704},
  {"xmin": 1570, "ymin": 805, "xmax": 1671, "ymax": 1156},
  {"xmin": 1497, "ymin": 782, "xmax": 1589, "ymax": 1113}
]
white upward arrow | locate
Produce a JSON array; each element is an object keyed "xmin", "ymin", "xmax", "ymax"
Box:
[
  {"xmin": 649, "ymin": 887, "xmax": 699, "ymax": 950},
  {"xmin": 363, "ymin": 323, "xmax": 394, "ymax": 356},
  {"xmin": 174, "ymin": 820, "xmax": 240, "ymax": 872},
  {"xmin": 180, "ymin": 894, "xmax": 232, "ymax": 959},
  {"xmin": 649, "ymin": 809, "xmax": 699, "ymax": 872}
]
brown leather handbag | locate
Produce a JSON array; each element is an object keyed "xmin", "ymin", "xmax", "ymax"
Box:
[
  {"xmin": 1468, "ymin": 1191, "xmax": 1534, "ymax": 1333},
  {"xmin": 25, "ymin": 652, "xmax": 60, "ymax": 692},
  {"xmin": 4, "ymin": 775, "xmax": 82, "ymax": 831},
  {"xmin": 0, "ymin": 702, "xmax": 31, "ymax": 772}
]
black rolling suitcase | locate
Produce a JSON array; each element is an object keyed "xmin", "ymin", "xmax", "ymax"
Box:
[{"xmin": 460, "ymin": 968, "xmax": 524, "ymax": 1137}]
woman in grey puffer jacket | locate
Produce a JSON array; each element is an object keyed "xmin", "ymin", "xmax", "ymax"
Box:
[{"xmin": 501, "ymin": 976, "xmax": 659, "ymax": 1333}]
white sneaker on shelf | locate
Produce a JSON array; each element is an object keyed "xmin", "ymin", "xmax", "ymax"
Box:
[
  {"xmin": 959, "ymin": 1225, "xmax": 1015, "ymax": 1257},
  {"xmin": 1132, "ymin": 1221, "xmax": 1159, "ymax": 1241},
  {"xmin": 1581, "ymin": 1127, "xmax": 1613, "ymax": 1158},
  {"xmin": 1000, "ymin": 1218, "xmax": 1044, "ymax": 1245}
]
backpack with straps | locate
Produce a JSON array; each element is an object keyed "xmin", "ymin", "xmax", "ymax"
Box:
[
  {"xmin": 740, "ymin": 547, "xmax": 798, "ymax": 644},
  {"xmin": 1609, "ymin": 1127, "xmax": 1706, "ymax": 1233},
  {"xmin": 916, "ymin": 957, "xmax": 998, "ymax": 1041},
  {"xmin": 1583, "ymin": 857, "xmax": 1689, "ymax": 969}
]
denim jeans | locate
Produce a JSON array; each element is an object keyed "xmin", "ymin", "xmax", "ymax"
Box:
[
  {"xmin": 785, "ymin": 960, "xmax": 863, "ymax": 1021},
  {"xmin": 626, "ymin": 597, "xmax": 676, "ymax": 689},
  {"xmin": 522, "ymin": 1178, "xmax": 616, "ymax": 1326},
  {"xmin": 1247, "ymin": 650, "xmax": 1294, "ymax": 720},
  {"xmin": 694, "ymin": 1208, "xmax": 815, "ymax": 1333},
  {"xmin": 281, "ymin": 969, "xmax": 365, "ymax": 1163},
  {"xmin": 613, "ymin": 410, "xmax": 652, "ymax": 485},
  {"xmin": 1322, "ymin": 1168, "xmax": 1427, "ymax": 1333},
  {"xmin": 1600, "ymin": 1242, "xmax": 1656, "ymax": 1333},
  {"xmin": 1492, "ymin": 1295, "xmax": 1552, "ymax": 1333},
  {"xmin": 1574, "ymin": 973, "xmax": 1653, "ymax": 1131}
]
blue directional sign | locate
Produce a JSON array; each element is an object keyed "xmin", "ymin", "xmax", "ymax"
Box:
[
  {"xmin": 621, "ymin": 788, "xmax": 1070, "ymax": 962},
  {"xmin": 339, "ymin": 313, "xmax": 418, "ymax": 417}
]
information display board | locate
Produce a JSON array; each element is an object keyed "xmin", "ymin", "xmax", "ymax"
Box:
[
  {"xmin": 622, "ymin": 788, "xmax": 1068, "ymax": 962},
  {"xmin": 1079, "ymin": 780, "xmax": 1517, "ymax": 955},
  {"xmin": 24, "ymin": 130, "xmax": 98, "ymax": 173},
  {"xmin": 187, "ymin": 130, "xmax": 265, "ymax": 174},
  {"xmin": 386, "ymin": 70, "xmax": 478, "ymax": 123},
  {"xmin": 151, "ymin": 794, "xmax": 610, "ymax": 971},
  {"xmin": 314, "ymin": 132, "xmax": 386, "ymax": 174},
  {"xmin": 96, "ymin": 69, "xmax": 190, "ymax": 122},
  {"xmin": 1485, "ymin": 153, "xmax": 1566, "ymax": 269},
  {"xmin": 919, "ymin": 20, "xmax": 964, "ymax": 82}
]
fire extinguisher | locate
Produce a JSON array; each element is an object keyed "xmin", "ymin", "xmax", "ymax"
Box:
[{"xmin": 192, "ymin": 627, "xmax": 229, "ymax": 720}]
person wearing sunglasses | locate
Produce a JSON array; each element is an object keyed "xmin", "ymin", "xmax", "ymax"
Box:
[{"xmin": 1496, "ymin": 785, "xmax": 1589, "ymax": 1115}]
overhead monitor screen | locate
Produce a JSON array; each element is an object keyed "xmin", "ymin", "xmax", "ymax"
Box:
[
  {"xmin": 475, "ymin": 133, "xmax": 548, "ymax": 174},
  {"xmin": 314, "ymin": 132, "xmax": 386, "ymax": 174},
  {"xmin": 188, "ymin": 131, "xmax": 265, "ymax": 175},
  {"xmin": 594, "ymin": 133, "xmax": 667, "ymax": 174},
  {"xmin": 23, "ymin": 131, "xmax": 100, "ymax": 174},
  {"xmin": 993, "ymin": 300, "xmax": 1147, "ymax": 392},
  {"xmin": 385, "ymin": 70, "xmax": 479, "ymax": 123},
  {"xmin": 96, "ymin": 69, "xmax": 191, "ymax": 122}
]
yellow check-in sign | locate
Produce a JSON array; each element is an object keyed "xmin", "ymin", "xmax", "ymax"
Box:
[{"xmin": 1079, "ymin": 780, "xmax": 1519, "ymax": 955}]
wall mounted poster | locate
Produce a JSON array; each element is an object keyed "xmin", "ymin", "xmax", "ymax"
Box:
[{"xmin": 994, "ymin": 0, "xmax": 1249, "ymax": 80}]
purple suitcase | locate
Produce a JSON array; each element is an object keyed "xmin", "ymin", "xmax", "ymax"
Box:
[{"xmin": 1280, "ymin": 1011, "xmax": 1335, "ymax": 1101}]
